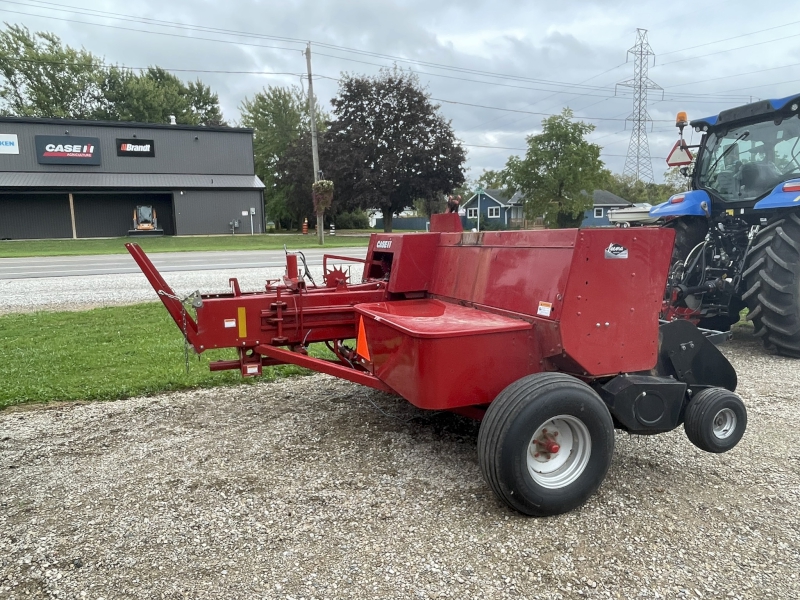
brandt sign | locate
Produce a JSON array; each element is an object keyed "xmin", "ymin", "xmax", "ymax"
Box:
[
  {"xmin": 116, "ymin": 138, "xmax": 155, "ymax": 157},
  {"xmin": 35, "ymin": 135, "xmax": 101, "ymax": 165}
]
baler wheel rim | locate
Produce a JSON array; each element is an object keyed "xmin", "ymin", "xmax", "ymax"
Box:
[
  {"xmin": 712, "ymin": 408, "xmax": 737, "ymax": 440},
  {"xmin": 526, "ymin": 415, "xmax": 592, "ymax": 489}
]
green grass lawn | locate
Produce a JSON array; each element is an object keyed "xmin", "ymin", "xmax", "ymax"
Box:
[
  {"xmin": 0, "ymin": 232, "xmax": 371, "ymax": 258},
  {"xmin": 0, "ymin": 303, "xmax": 330, "ymax": 409}
]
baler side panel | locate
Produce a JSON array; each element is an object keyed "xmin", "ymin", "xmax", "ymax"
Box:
[
  {"xmin": 429, "ymin": 230, "xmax": 578, "ymax": 319},
  {"xmin": 356, "ymin": 299, "xmax": 540, "ymax": 410},
  {"xmin": 560, "ymin": 228, "xmax": 676, "ymax": 375}
]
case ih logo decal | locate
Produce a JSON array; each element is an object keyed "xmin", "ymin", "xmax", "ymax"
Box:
[
  {"xmin": 604, "ymin": 243, "xmax": 629, "ymax": 259},
  {"xmin": 35, "ymin": 135, "xmax": 101, "ymax": 165},
  {"xmin": 376, "ymin": 240, "xmax": 392, "ymax": 249},
  {"xmin": 116, "ymin": 138, "xmax": 155, "ymax": 157}
]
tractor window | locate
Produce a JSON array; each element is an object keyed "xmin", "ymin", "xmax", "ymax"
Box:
[{"xmin": 698, "ymin": 116, "xmax": 800, "ymax": 202}]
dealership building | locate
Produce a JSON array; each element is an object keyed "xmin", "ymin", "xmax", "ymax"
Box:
[{"xmin": 0, "ymin": 116, "xmax": 265, "ymax": 239}]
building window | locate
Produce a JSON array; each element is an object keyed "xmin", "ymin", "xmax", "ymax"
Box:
[
  {"xmin": 467, "ymin": 207, "xmax": 478, "ymax": 219},
  {"xmin": 488, "ymin": 206, "xmax": 500, "ymax": 218},
  {"xmin": 594, "ymin": 207, "xmax": 604, "ymax": 218}
]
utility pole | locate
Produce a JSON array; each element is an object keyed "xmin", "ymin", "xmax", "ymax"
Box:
[
  {"xmin": 616, "ymin": 29, "xmax": 663, "ymax": 183},
  {"xmin": 305, "ymin": 42, "xmax": 323, "ymax": 244}
]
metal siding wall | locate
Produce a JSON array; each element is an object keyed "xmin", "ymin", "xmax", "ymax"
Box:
[
  {"xmin": 73, "ymin": 193, "xmax": 174, "ymax": 237},
  {"xmin": 0, "ymin": 122, "xmax": 254, "ymax": 175},
  {"xmin": 0, "ymin": 193, "xmax": 71, "ymax": 239},
  {"xmin": 174, "ymin": 190, "xmax": 263, "ymax": 235}
]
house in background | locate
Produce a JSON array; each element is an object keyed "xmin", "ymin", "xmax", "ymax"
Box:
[
  {"xmin": 581, "ymin": 190, "xmax": 630, "ymax": 227},
  {"xmin": 461, "ymin": 188, "xmax": 525, "ymax": 229}
]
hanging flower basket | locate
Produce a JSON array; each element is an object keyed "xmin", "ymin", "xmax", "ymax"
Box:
[{"xmin": 312, "ymin": 180, "xmax": 334, "ymax": 212}]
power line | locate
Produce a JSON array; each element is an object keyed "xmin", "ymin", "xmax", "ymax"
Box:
[
  {"xmin": 430, "ymin": 97, "xmax": 673, "ymax": 122},
  {"xmin": 654, "ymin": 31, "xmax": 800, "ymax": 68},
  {"xmin": 658, "ymin": 19, "xmax": 800, "ymax": 57},
  {"xmin": 0, "ymin": 1, "xmax": 756, "ymax": 102},
  {"xmin": 0, "ymin": 56, "xmax": 302, "ymax": 76}
]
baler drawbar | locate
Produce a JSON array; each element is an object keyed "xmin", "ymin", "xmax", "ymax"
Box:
[{"xmin": 128, "ymin": 215, "xmax": 746, "ymax": 516}]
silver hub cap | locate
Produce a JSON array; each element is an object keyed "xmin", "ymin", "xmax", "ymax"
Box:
[
  {"xmin": 712, "ymin": 408, "xmax": 737, "ymax": 439},
  {"xmin": 526, "ymin": 415, "xmax": 592, "ymax": 489}
]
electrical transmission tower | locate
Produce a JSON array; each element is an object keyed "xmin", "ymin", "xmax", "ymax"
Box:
[{"xmin": 616, "ymin": 28, "xmax": 663, "ymax": 183}]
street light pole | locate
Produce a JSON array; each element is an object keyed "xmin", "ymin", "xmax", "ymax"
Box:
[{"xmin": 476, "ymin": 186, "xmax": 484, "ymax": 232}]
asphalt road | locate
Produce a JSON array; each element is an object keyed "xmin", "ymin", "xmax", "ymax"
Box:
[{"xmin": 0, "ymin": 247, "xmax": 367, "ymax": 279}]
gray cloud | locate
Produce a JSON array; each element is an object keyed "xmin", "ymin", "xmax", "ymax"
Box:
[{"xmin": 2, "ymin": 0, "xmax": 798, "ymax": 182}]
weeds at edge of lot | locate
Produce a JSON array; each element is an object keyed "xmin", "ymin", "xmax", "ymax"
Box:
[
  {"xmin": 0, "ymin": 303, "xmax": 330, "ymax": 409},
  {"xmin": 0, "ymin": 233, "xmax": 371, "ymax": 258}
]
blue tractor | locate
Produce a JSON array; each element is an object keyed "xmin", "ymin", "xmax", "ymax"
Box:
[{"xmin": 652, "ymin": 93, "xmax": 800, "ymax": 356}]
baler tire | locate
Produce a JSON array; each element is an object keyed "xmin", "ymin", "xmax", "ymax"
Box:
[
  {"xmin": 684, "ymin": 388, "xmax": 747, "ymax": 453},
  {"xmin": 743, "ymin": 212, "xmax": 800, "ymax": 356},
  {"xmin": 477, "ymin": 373, "xmax": 614, "ymax": 517}
]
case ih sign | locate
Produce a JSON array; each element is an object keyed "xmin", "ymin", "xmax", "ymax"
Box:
[
  {"xmin": 117, "ymin": 138, "xmax": 155, "ymax": 157},
  {"xmin": 35, "ymin": 135, "xmax": 101, "ymax": 165}
]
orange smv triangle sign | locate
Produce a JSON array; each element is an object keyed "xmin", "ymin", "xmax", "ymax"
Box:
[
  {"xmin": 666, "ymin": 140, "xmax": 693, "ymax": 166},
  {"xmin": 356, "ymin": 316, "xmax": 371, "ymax": 361}
]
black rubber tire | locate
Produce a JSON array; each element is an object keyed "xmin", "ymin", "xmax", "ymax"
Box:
[
  {"xmin": 684, "ymin": 387, "xmax": 747, "ymax": 453},
  {"xmin": 666, "ymin": 216, "xmax": 708, "ymax": 262},
  {"xmin": 742, "ymin": 212, "xmax": 800, "ymax": 356},
  {"xmin": 477, "ymin": 372, "xmax": 614, "ymax": 517}
]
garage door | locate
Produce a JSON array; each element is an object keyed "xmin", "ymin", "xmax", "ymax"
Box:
[
  {"xmin": 0, "ymin": 193, "xmax": 71, "ymax": 239},
  {"xmin": 73, "ymin": 193, "xmax": 174, "ymax": 237}
]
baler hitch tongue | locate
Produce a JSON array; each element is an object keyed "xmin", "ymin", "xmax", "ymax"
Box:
[{"xmin": 125, "ymin": 243, "xmax": 200, "ymax": 350}]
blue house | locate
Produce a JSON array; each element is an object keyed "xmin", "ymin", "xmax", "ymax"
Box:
[
  {"xmin": 461, "ymin": 188, "xmax": 525, "ymax": 229},
  {"xmin": 581, "ymin": 190, "xmax": 630, "ymax": 227}
]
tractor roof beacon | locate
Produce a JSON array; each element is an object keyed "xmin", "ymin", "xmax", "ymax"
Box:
[{"xmin": 651, "ymin": 93, "xmax": 800, "ymax": 356}]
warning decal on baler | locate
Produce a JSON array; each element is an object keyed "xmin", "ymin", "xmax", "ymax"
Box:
[
  {"xmin": 604, "ymin": 243, "xmax": 628, "ymax": 259},
  {"xmin": 224, "ymin": 319, "xmax": 236, "ymax": 328},
  {"xmin": 537, "ymin": 301, "xmax": 552, "ymax": 317}
]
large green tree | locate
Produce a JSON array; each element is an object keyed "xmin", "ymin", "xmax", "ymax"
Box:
[
  {"xmin": 0, "ymin": 25, "xmax": 224, "ymax": 125},
  {"xmin": 0, "ymin": 24, "xmax": 104, "ymax": 118},
  {"xmin": 240, "ymin": 86, "xmax": 319, "ymax": 228},
  {"xmin": 98, "ymin": 67, "xmax": 225, "ymax": 125},
  {"xmin": 327, "ymin": 69, "xmax": 466, "ymax": 232},
  {"xmin": 504, "ymin": 109, "xmax": 604, "ymax": 228}
]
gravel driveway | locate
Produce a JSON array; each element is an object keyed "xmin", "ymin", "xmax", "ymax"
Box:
[
  {"xmin": 0, "ymin": 266, "xmax": 327, "ymax": 315},
  {"xmin": 1, "ymin": 330, "xmax": 798, "ymax": 600}
]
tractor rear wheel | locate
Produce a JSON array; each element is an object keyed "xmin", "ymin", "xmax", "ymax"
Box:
[
  {"xmin": 477, "ymin": 372, "xmax": 614, "ymax": 516},
  {"xmin": 743, "ymin": 212, "xmax": 800, "ymax": 356}
]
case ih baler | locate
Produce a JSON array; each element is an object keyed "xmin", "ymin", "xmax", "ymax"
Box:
[{"xmin": 127, "ymin": 215, "xmax": 747, "ymax": 516}]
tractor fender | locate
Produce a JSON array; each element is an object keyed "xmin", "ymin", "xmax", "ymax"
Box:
[
  {"xmin": 650, "ymin": 190, "xmax": 711, "ymax": 219},
  {"xmin": 753, "ymin": 178, "xmax": 800, "ymax": 210}
]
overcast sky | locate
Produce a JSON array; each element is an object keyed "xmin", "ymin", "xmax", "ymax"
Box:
[{"xmin": 2, "ymin": 0, "xmax": 799, "ymax": 183}]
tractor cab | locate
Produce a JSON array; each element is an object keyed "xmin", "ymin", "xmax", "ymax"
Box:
[{"xmin": 655, "ymin": 93, "xmax": 800, "ymax": 221}]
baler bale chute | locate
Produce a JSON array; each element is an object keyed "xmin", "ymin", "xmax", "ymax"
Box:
[{"xmin": 127, "ymin": 214, "xmax": 747, "ymax": 516}]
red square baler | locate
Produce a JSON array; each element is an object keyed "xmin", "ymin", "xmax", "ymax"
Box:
[{"xmin": 127, "ymin": 219, "xmax": 745, "ymax": 516}]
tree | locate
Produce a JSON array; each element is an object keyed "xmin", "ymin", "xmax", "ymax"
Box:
[
  {"xmin": 0, "ymin": 24, "xmax": 104, "ymax": 118},
  {"xmin": 327, "ymin": 68, "xmax": 466, "ymax": 232},
  {"xmin": 601, "ymin": 170, "xmax": 686, "ymax": 205},
  {"xmin": 240, "ymin": 86, "xmax": 327, "ymax": 229},
  {"xmin": 98, "ymin": 67, "xmax": 225, "ymax": 125},
  {"xmin": 503, "ymin": 109, "xmax": 604, "ymax": 228},
  {"xmin": 476, "ymin": 169, "xmax": 506, "ymax": 190},
  {"xmin": 0, "ymin": 25, "xmax": 225, "ymax": 124},
  {"xmin": 274, "ymin": 131, "xmax": 317, "ymax": 230}
]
